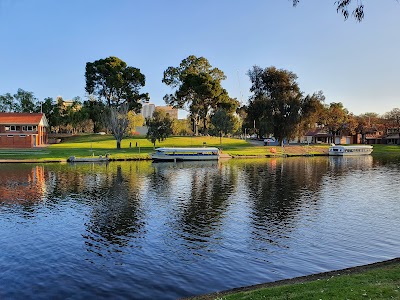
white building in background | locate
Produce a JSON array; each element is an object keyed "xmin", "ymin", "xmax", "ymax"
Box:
[
  {"xmin": 140, "ymin": 103, "xmax": 155, "ymax": 119},
  {"xmin": 140, "ymin": 102, "xmax": 179, "ymax": 120}
]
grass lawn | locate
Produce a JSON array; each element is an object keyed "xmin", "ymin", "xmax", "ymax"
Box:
[
  {"xmin": 0, "ymin": 134, "xmax": 398, "ymax": 161},
  {"xmin": 198, "ymin": 259, "xmax": 400, "ymax": 300}
]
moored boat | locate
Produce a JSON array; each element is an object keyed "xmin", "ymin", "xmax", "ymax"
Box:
[
  {"xmin": 151, "ymin": 147, "xmax": 220, "ymax": 161},
  {"xmin": 328, "ymin": 144, "xmax": 373, "ymax": 156},
  {"xmin": 67, "ymin": 155, "xmax": 109, "ymax": 162}
]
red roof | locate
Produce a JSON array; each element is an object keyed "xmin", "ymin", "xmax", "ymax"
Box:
[{"xmin": 0, "ymin": 113, "xmax": 46, "ymax": 125}]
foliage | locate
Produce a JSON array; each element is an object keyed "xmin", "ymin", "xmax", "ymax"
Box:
[
  {"xmin": 146, "ymin": 110, "xmax": 173, "ymax": 147},
  {"xmin": 13, "ymin": 88, "xmax": 37, "ymax": 112},
  {"xmin": 211, "ymin": 109, "xmax": 241, "ymax": 146},
  {"xmin": 82, "ymin": 95, "xmax": 107, "ymax": 133},
  {"xmin": 171, "ymin": 118, "xmax": 192, "ymax": 136},
  {"xmin": 127, "ymin": 111, "xmax": 144, "ymax": 135},
  {"xmin": 383, "ymin": 108, "xmax": 400, "ymax": 128},
  {"xmin": 0, "ymin": 93, "xmax": 17, "ymax": 112},
  {"xmin": 292, "ymin": 0, "xmax": 365, "ymax": 21},
  {"xmin": 295, "ymin": 91, "xmax": 326, "ymax": 138},
  {"xmin": 85, "ymin": 56, "xmax": 148, "ymax": 111},
  {"xmin": 162, "ymin": 55, "xmax": 234, "ymax": 135},
  {"xmin": 324, "ymin": 102, "xmax": 351, "ymax": 141},
  {"xmin": 246, "ymin": 66, "xmax": 305, "ymax": 145}
]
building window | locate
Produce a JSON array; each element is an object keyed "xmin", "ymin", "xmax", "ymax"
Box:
[
  {"xmin": 7, "ymin": 135, "xmax": 13, "ymax": 137},
  {"xmin": 20, "ymin": 135, "xmax": 26, "ymax": 137},
  {"xmin": 22, "ymin": 126, "xmax": 26, "ymax": 131},
  {"xmin": 10, "ymin": 125, "xmax": 16, "ymax": 131},
  {"xmin": 27, "ymin": 126, "xmax": 33, "ymax": 131}
]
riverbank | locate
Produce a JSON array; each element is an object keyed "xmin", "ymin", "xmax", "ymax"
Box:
[
  {"xmin": 189, "ymin": 258, "xmax": 400, "ymax": 300},
  {"xmin": 0, "ymin": 134, "xmax": 398, "ymax": 162}
]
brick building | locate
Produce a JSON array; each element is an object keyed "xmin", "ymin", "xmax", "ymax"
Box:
[{"xmin": 0, "ymin": 113, "xmax": 49, "ymax": 148}]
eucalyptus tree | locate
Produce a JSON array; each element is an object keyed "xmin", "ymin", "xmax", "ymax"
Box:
[
  {"xmin": 247, "ymin": 66, "xmax": 305, "ymax": 145},
  {"xmin": 85, "ymin": 56, "xmax": 148, "ymax": 148},
  {"xmin": 85, "ymin": 56, "xmax": 148, "ymax": 111},
  {"xmin": 162, "ymin": 55, "xmax": 230, "ymax": 135},
  {"xmin": 14, "ymin": 88, "xmax": 37, "ymax": 112}
]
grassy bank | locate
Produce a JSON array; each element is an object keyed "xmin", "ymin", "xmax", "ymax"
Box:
[
  {"xmin": 194, "ymin": 258, "xmax": 400, "ymax": 300},
  {"xmin": 0, "ymin": 134, "xmax": 398, "ymax": 161}
]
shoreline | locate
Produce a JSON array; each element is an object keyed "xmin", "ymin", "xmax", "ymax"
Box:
[{"xmin": 186, "ymin": 257, "xmax": 400, "ymax": 299}]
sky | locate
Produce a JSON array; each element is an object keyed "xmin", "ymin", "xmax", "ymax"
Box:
[{"xmin": 0, "ymin": 0, "xmax": 399, "ymax": 118}]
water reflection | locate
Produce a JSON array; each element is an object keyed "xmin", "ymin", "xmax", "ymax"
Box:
[
  {"xmin": 0, "ymin": 157, "xmax": 399, "ymax": 299},
  {"xmin": 0, "ymin": 164, "xmax": 46, "ymax": 205},
  {"xmin": 239, "ymin": 158, "xmax": 328, "ymax": 252}
]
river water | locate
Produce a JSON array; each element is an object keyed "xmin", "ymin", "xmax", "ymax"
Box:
[{"xmin": 1, "ymin": 156, "xmax": 400, "ymax": 299}]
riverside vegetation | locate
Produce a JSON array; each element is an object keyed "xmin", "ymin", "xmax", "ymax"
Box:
[{"xmin": 0, "ymin": 134, "xmax": 399, "ymax": 161}]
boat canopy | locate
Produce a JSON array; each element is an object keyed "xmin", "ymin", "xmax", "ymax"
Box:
[{"xmin": 155, "ymin": 147, "xmax": 219, "ymax": 153}]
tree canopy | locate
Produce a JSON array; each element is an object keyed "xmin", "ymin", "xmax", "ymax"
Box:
[
  {"xmin": 85, "ymin": 56, "xmax": 148, "ymax": 111},
  {"xmin": 247, "ymin": 66, "xmax": 306, "ymax": 144},
  {"xmin": 162, "ymin": 55, "xmax": 234, "ymax": 135}
]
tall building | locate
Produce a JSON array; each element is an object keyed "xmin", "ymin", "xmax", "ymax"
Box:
[{"xmin": 140, "ymin": 103, "xmax": 156, "ymax": 119}]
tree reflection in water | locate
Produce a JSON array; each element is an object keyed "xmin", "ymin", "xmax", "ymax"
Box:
[{"xmin": 241, "ymin": 158, "xmax": 328, "ymax": 253}]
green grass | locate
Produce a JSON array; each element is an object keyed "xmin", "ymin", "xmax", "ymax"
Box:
[
  {"xmin": 216, "ymin": 261, "xmax": 400, "ymax": 300},
  {"xmin": 0, "ymin": 134, "xmax": 398, "ymax": 161},
  {"xmin": 0, "ymin": 134, "xmax": 253, "ymax": 161}
]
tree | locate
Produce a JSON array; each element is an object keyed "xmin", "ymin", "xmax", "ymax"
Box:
[
  {"xmin": 14, "ymin": 88, "xmax": 37, "ymax": 112},
  {"xmin": 162, "ymin": 55, "xmax": 230, "ymax": 135},
  {"xmin": 292, "ymin": 0, "xmax": 365, "ymax": 21},
  {"xmin": 171, "ymin": 118, "xmax": 192, "ymax": 136},
  {"xmin": 0, "ymin": 93, "xmax": 17, "ymax": 112},
  {"xmin": 127, "ymin": 111, "xmax": 144, "ymax": 135},
  {"xmin": 107, "ymin": 103, "xmax": 130, "ymax": 149},
  {"xmin": 85, "ymin": 56, "xmax": 148, "ymax": 111},
  {"xmin": 296, "ymin": 91, "xmax": 326, "ymax": 139},
  {"xmin": 146, "ymin": 110, "xmax": 173, "ymax": 148},
  {"xmin": 211, "ymin": 109, "xmax": 240, "ymax": 147},
  {"xmin": 82, "ymin": 95, "xmax": 106, "ymax": 133},
  {"xmin": 247, "ymin": 66, "xmax": 304, "ymax": 145},
  {"xmin": 383, "ymin": 108, "xmax": 400, "ymax": 144},
  {"xmin": 325, "ymin": 102, "xmax": 350, "ymax": 143}
]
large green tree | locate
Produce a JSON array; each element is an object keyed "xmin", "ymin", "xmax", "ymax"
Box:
[
  {"xmin": 85, "ymin": 56, "xmax": 147, "ymax": 111},
  {"xmin": 247, "ymin": 66, "xmax": 305, "ymax": 145},
  {"xmin": 14, "ymin": 88, "xmax": 37, "ymax": 112},
  {"xmin": 162, "ymin": 55, "xmax": 230, "ymax": 135}
]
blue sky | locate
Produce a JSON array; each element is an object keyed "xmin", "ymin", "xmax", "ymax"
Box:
[{"xmin": 0, "ymin": 0, "xmax": 399, "ymax": 118}]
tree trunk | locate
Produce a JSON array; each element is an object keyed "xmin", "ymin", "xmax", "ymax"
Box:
[
  {"xmin": 116, "ymin": 140, "xmax": 121, "ymax": 149},
  {"xmin": 219, "ymin": 132, "xmax": 222, "ymax": 148}
]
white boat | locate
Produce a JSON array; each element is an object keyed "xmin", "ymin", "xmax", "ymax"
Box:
[
  {"xmin": 151, "ymin": 147, "xmax": 220, "ymax": 161},
  {"xmin": 67, "ymin": 155, "xmax": 109, "ymax": 162},
  {"xmin": 328, "ymin": 144, "xmax": 373, "ymax": 156}
]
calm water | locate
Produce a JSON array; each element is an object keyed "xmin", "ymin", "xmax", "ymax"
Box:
[{"xmin": 1, "ymin": 156, "xmax": 400, "ymax": 299}]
